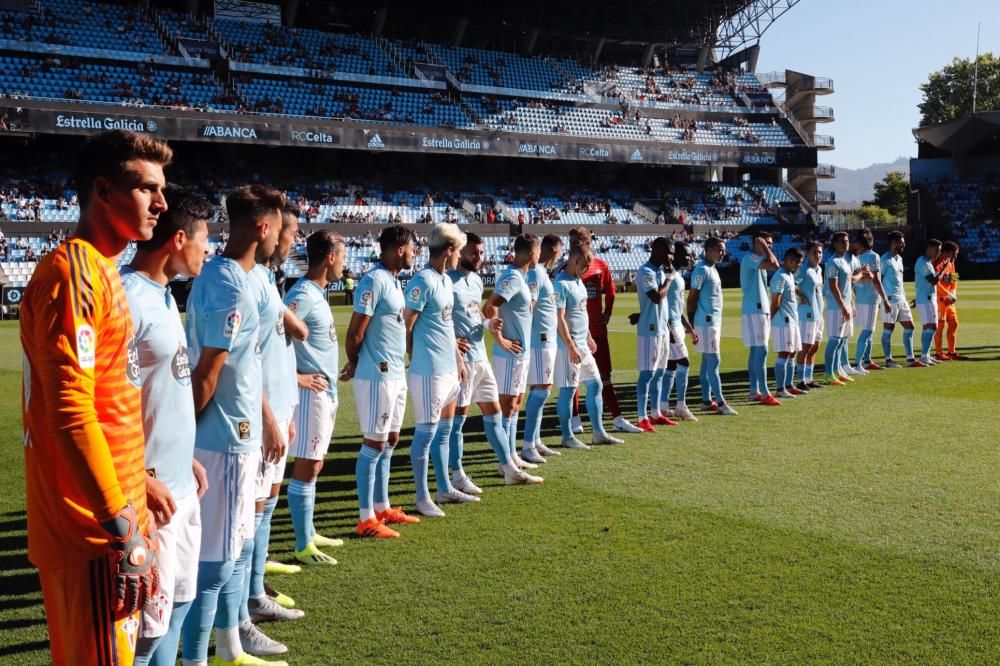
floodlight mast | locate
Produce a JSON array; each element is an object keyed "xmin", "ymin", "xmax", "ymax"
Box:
[{"xmin": 713, "ymin": 0, "xmax": 801, "ymax": 61}]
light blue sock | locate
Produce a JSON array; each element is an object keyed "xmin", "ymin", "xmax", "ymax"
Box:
[
  {"xmin": 921, "ymin": 327, "xmax": 935, "ymax": 358},
  {"xmin": 674, "ymin": 363, "xmax": 689, "ymax": 405},
  {"xmin": 882, "ymin": 328, "xmax": 893, "ymax": 359},
  {"xmin": 660, "ymin": 367, "xmax": 676, "ymax": 409},
  {"xmin": 507, "ymin": 412, "xmax": 519, "ymax": 458},
  {"xmin": 356, "ymin": 445, "xmax": 380, "ymax": 519},
  {"xmin": 775, "ymin": 357, "xmax": 786, "ymax": 390},
  {"xmin": 902, "ymin": 328, "xmax": 914, "ymax": 359},
  {"xmin": 217, "ymin": 539, "xmax": 253, "ymax": 630},
  {"xmin": 704, "ymin": 353, "xmax": 724, "ymax": 403},
  {"xmin": 795, "ymin": 363, "xmax": 805, "ymax": 384},
  {"xmin": 557, "ymin": 386, "xmax": 575, "ymax": 440},
  {"xmin": 522, "ymin": 387, "xmax": 550, "ymax": 446},
  {"xmin": 287, "ymin": 479, "xmax": 315, "ymax": 552},
  {"xmin": 181, "ymin": 559, "xmax": 233, "ymax": 662},
  {"xmin": 483, "ymin": 412, "xmax": 512, "ymax": 465},
  {"xmin": 146, "ymin": 599, "xmax": 191, "ymax": 666},
  {"xmin": 430, "ymin": 418, "xmax": 453, "ymax": 493},
  {"xmin": 636, "ymin": 370, "xmax": 653, "ymax": 419},
  {"xmin": 374, "ymin": 445, "xmax": 395, "ymax": 508},
  {"xmin": 250, "ymin": 496, "xmax": 277, "ymax": 599},
  {"xmin": 824, "ymin": 338, "xmax": 839, "ymax": 377},
  {"xmin": 862, "ymin": 330, "xmax": 874, "ymax": 364},
  {"xmin": 747, "ymin": 348, "xmax": 759, "ymax": 396},
  {"xmin": 501, "ymin": 415, "xmax": 513, "ymax": 447},
  {"xmin": 410, "ymin": 423, "xmax": 436, "ymax": 502},
  {"xmin": 699, "ymin": 358, "xmax": 711, "ymax": 403},
  {"xmin": 785, "ymin": 355, "xmax": 795, "ymax": 388},
  {"xmin": 854, "ymin": 330, "xmax": 871, "ymax": 366},
  {"xmin": 756, "ymin": 345, "xmax": 771, "ymax": 395},
  {"xmin": 650, "ymin": 368, "xmax": 665, "ymax": 413},
  {"xmin": 449, "ymin": 413, "xmax": 467, "ymax": 474},
  {"xmin": 584, "ymin": 378, "xmax": 608, "ymax": 437},
  {"xmin": 240, "ymin": 512, "xmax": 263, "ymax": 622},
  {"xmin": 838, "ymin": 338, "xmax": 850, "ymax": 374}
]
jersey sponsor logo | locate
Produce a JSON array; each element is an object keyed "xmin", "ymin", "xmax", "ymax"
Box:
[
  {"xmin": 329, "ymin": 321, "xmax": 338, "ymax": 342},
  {"xmin": 397, "ymin": 307, "xmax": 404, "ymax": 323},
  {"xmin": 586, "ymin": 284, "xmax": 599, "ymax": 300},
  {"xmin": 276, "ymin": 318, "xmax": 285, "ymax": 337},
  {"xmin": 172, "ymin": 344, "xmax": 192, "ymax": 385},
  {"xmin": 408, "ymin": 287, "xmax": 421, "ymax": 302},
  {"xmin": 76, "ymin": 324, "xmax": 96, "ymax": 369},
  {"xmin": 442, "ymin": 304, "xmax": 453, "ymax": 322},
  {"xmin": 224, "ymin": 310, "xmax": 242, "ymax": 338},
  {"xmin": 126, "ymin": 334, "xmax": 141, "ymax": 386},
  {"xmin": 464, "ymin": 300, "xmax": 481, "ymax": 322}
]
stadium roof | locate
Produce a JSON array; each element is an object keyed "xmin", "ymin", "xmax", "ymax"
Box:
[
  {"xmin": 913, "ymin": 112, "xmax": 1000, "ymax": 156},
  {"xmin": 290, "ymin": 0, "xmax": 800, "ymax": 61}
]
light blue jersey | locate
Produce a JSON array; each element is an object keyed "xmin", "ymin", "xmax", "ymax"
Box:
[
  {"xmin": 880, "ymin": 253, "xmax": 906, "ymax": 304},
  {"xmin": 914, "ymin": 256, "xmax": 937, "ymax": 304},
  {"xmin": 740, "ymin": 253, "xmax": 771, "ymax": 315},
  {"xmin": 248, "ymin": 265, "xmax": 298, "ymax": 420},
  {"xmin": 353, "ymin": 263, "xmax": 406, "ymax": 382},
  {"xmin": 186, "ymin": 257, "xmax": 261, "ymax": 454},
  {"xmin": 823, "ymin": 254, "xmax": 852, "ymax": 308},
  {"xmin": 492, "ymin": 265, "xmax": 533, "ymax": 359},
  {"xmin": 855, "ymin": 250, "xmax": 881, "ymax": 305},
  {"xmin": 665, "ymin": 270, "xmax": 686, "ymax": 328},
  {"xmin": 284, "ymin": 277, "xmax": 339, "ymax": 399},
  {"xmin": 691, "ymin": 261, "xmax": 722, "ymax": 326},
  {"xmin": 636, "ymin": 261, "xmax": 666, "ymax": 336},
  {"xmin": 554, "ymin": 270, "xmax": 589, "ymax": 349},
  {"xmin": 448, "ymin": 269, "xmax": 487, "ymax": 363},
  {"xmin": 405, "ymin": 267, "xmax": 456, "ymax": 376},
  {"xmin": 796, "ymin": 263, "xmax": 824, "ymax": 323},
  {"xmin": 528, "ymin": 265, "xmax": 558, "ymax": 350},
  {"xmin": 770, "ymin": 269, "xmax": 798, "ymax": 328},
  {"xmin": 121, "ymin": 268, "xmax": 196, "ymax": 499}
]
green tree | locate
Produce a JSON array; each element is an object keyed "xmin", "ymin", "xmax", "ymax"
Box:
[
  {"xmin": 872, "ymin": 171, "xmax": 908, "ymax": 218},
  {"xmin": 919, "ymin": 53, "xmax": 1000, "ymax": 126},
  {"xmin": 855, "ymin": 205, "xmax": 894, "ymax": 226}
]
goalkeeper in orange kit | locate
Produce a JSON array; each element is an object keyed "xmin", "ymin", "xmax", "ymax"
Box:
[
  {"xmin": 933, "ymin": 241, "xmax": 961, "ymax": 360},
  {"xmin": 21, "ymin": 131, "xmax": 171, "ymax": 665}
]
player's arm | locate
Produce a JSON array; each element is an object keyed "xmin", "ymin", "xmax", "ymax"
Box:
[
  {"xmin": 282, "ymin": 307, "xmax": 308, "ymax": 341},
  {"xmin": 769, "ymin": 290, "xmax": 782, "ymax": 316},
  {"xmin": 484, "ymin": 292, "xmax": 521, "ymax": 354},
  {"xmin": 871, "ymin": 269, "xmax": 890, "ymax": 311},
  {"xmin": 261, "ymin": 390, "xmax": 285, "ymax": 464},
  {"xmin": 758, "ymin": 242, "xmax": 780, "ymax": 271},
  {"xmin": 827, "ymin": 277, "xmax": 849, "ymax": 319},
  {"xmin": 341, "ymin": 311, "xmax": 370, "ymax": 380},
  {"xmin": 556, "ymin": 306, "xmax": 581, "ymax": 363},
  {"xmin": 191, "ymin": 347, "xmax": 229, "ymax": 415},
  {"xmin": 483, "ymin": 292, "xmax": 505, "ymax": 320},
  {"xmin": 403, "ymin": 308, "xmax": 420, "ymax": 359},
  {"xmin": 686, "ymin": 287, "xmax": 699, "ymax": 323},
  {"xmin": 602, "ymin": 264, "xmax": 616, "ymax": 323},
  {"xmin": 923, "ymin": 264, "xmax": 940, "ymax": 286}
]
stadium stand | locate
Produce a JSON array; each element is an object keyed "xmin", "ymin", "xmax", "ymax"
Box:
[
  {"xmin": 924, "ymin": 176, "xmax": 1000, "ymax": 264},
  {"xmin": 2, "ymin": 0, "xmax": 168, "ymax": 55}
]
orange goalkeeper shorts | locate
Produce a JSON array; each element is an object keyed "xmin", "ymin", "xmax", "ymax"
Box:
[
  {"xmin": 937, "ymin": 303, "xmax": 958, "ymax": 325},
  {"xmin": 39, "ymin": 557, "xmax": 140, "ymax": 666}
]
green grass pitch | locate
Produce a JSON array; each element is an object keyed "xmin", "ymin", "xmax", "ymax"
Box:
[{"xmin": 1, "ymin": 282, "xmax": 999, "ymax": 664}]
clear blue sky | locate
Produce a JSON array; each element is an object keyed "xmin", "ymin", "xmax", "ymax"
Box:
[{"xmin": 755, "ymin": 0, "xmax": 997, "ymax": 169}]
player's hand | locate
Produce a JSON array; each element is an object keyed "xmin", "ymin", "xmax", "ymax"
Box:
[
  {"xmin": 299, "ymin": 373, "xmax": 327, "ymax": 393},
  {"xmin": 456, "ymin": 337, "xmax": 471, "ymax": 354},
  {"xmin": 287, "ymin": 419, "xmax": 297, "ymax": 451},
  {"xmin": 627, "ymin": 313, "xmax": 639, "ymax": 326},
  {"xmin": 101, "ymin": 503, "xmax": 159, "ymax": 618},
  {"xmin": 262, "ymin": 419, "xmax": 286, "ymax": 465},
  {"xmin": 851, "ymin": 307, "xmax": 857, "ymax": 319},
  {"xmin": 192, "ymin": 458, "xmax": 209, "ymax": 500},
  {"xmin": 458, "ymin": 360, "xmax": 467, "ymax": 383},
  {"xmin": 569, "ymin": 345, "xmax": 582, "ymax": 364},
  {"xmin": 840, "ymin": 307, "xmax": 850, "ymax": 321},
  {"xmin": 587, "ymin": 337, "xmax": 598, "ymax": 354},
  {"xmin": 339, "ymin": 361, "xmax": 356, "ymax": 381},
  {"xmin": 145, "ymin": 475, "xmax": 176, "ymax": 528},
  {"xmin": 883, "ymin": 301, "xmax": 892, "ymax": 314},
  {"xmin": 689, "ymin": 330, "xmax": 699, "ymax": 345},
  {"xmin": 498, "ymin": 335, "xmax": 522, "ymax": 355},
  {"xmin": 488, "ymin": 317, "xmax": 503, "ymax": 334},
  {"xmin": 602, "ymin": 312, "xmax": 611, "ymax": 325}
]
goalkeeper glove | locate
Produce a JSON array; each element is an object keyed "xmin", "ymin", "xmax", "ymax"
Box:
[{"xmin": 101, "ymin": 503, "xmax": 159, "ymax": 618}]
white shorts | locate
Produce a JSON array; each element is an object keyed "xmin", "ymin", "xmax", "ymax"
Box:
[
  {"xmin": 141, "ymin": 491, "xmax": 201, "ymax": 638},
  {"xmin": 741, "ymin": 313, "xmax": 771, "ymax": 347},
  {"xmin": 771, "ymin": 325, "xmax": 802, "ymax": 353},
  {"xmin": 527, "ymin": 346, "xmax": 557, "ymax": 386},
  {"xmin": 637, "ymin": 334, "xmax": 669, "ymax": 371},
  {"xmin": 694, "ymin": 325, "xmax": 721, "ymax": 354},
  {"xmin": 882, "ymin": 301, "xmax": 913, "ymax": 325},
  {"xmin": 799, "ymin": 312, "xmax": 823, "ymax": 345},
  {"xmin": 291, "ymin": 390, "xmax": 338, "ymax": 461},
  {"xmin": 408, "ymin": 371, "xmax": 460, "ymax": 424},
  {"xmin": 554, "ymin": 346, "xmax": 601, "ymax": 389},
  {"xmin": 917, "ymin": 301, "xmax": 938, "ymax": 327},
  {"xmin": 855, "ymin": 303, "xmax": 879, "ymax": 332},
  {"xmin": 457, "ymin": 360, "xmax": 499, "ymax": 408},
  {"xmin": 256, "ymin": 417, "xmax": 291, "ymax": 499},
  {"xmin": 825, "ymin": 308, "xmax": 849, "ymax": 339},
  {"xmin": 195, "ymin": 447, "xmax": 259, "ymax": 562},
  {"xmin": 353, "ymin": 377, "xmax": 407, "ymax": 442},
  {"xmin": 667, "ymin": 324, "xmax": 688, "ymax": 361},
  {"xmin": 493, "ymin": 353, "xmax": 529, "ymax": 396}
]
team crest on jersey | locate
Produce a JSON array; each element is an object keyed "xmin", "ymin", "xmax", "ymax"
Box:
[
  {"xmin": 126, "ymin": 334, "xmax": 141, "ymax": 387},
  {"xmin": 529, "ymin": 281, "xmax": 538, "ymax": 296},
  {"xmin": 408, "ymin": 287, "xmax": 421, "ymax": 302},
  {"xmin": 172, "ymin": 344, "xmax": 192, "ymax": 385},
  {"xmin": 223, "ymin": 310, "xmax": 242, "ymax": 338},
  {"xmin": 76, "ymin": 324, "xmax": 96, "ymax": 369}
]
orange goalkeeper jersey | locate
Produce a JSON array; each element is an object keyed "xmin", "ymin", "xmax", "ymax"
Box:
[
  {"xmin": 21, "ymin": 238, "xmax": 149, "ymax": 568},
  {"xmin": 935, "ymin": 258, "xmax": 957, "ymax": 305}
]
